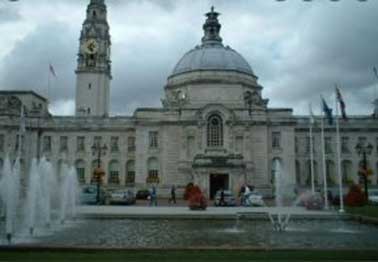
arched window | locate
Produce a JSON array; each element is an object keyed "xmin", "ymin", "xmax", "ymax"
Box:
[
  {"xmin": 108, "ymin": 160, "xmax": 120, "ymax": 185},
  {"xmin": 126, "ymin": 160, "xmax": 135, "ymax": 185},
  {"xmin": 147, "ymin": 157, "xmax": 159, "ymax": 184},
  {"xmin": 207, "ymin": 114, "xmax": 223, "ymax": 147},
  {"xmin": 75, "ymin": 160, "xmax": 86, "ymax": 184}
]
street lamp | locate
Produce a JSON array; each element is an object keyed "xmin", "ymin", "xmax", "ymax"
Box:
[
  {"xmin": 355, "ymin": 142, "xmax": 373, "ymax": 201},
  {"xmin": 91, "ymin": 142, "xmax": 107, "ymax": 205}
]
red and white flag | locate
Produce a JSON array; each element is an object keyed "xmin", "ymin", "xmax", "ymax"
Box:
[{"xmin": 49, "ymin": 63, "xmax": 57, "ymax": 77}]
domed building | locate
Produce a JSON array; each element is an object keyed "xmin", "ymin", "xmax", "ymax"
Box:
[{"xmin": 0, "ymin": 0, "xmax": 377, "ymax": 200}]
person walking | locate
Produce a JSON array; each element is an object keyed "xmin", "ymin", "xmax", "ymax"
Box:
[
  {"xmin": 150, "ymin": 186, "xmax": 157, "ymax": 206},
  {"xmin": 220, "ymin": 188, "xmax": 226, "ymax": 206},
  {"xmin": 169, "ymin": 185, "xmax": 176, "ymax": 204}
]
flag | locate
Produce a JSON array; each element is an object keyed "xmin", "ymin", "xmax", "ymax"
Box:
[
  {"xmin": 49, "ymin": 63, "xmax": 57, "ymax": 77},
  {"xmin": 309, "ymin": 103, "xmax": 315, "ymax": 124},
  {"xmin": 335, "ymin": 86, "xmax": 347, "ymax": 121},
  {"xmin": 321, "ymin": 96, "xmax": 333, "ymax": 125},
  {"xmin": 374, "ymin": 66, "xmax": 378, "ymax": 79}
]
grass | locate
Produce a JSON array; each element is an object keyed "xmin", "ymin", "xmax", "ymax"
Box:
[
  {"xmin": 1, "ymin": 249, "xmax": 378, "ymax": 262},
  {"xmin": 346, "ymin": 205, "xmax": 378, "ymax": 219}
]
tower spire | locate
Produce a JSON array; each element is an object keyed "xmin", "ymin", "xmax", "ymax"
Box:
[{"xmin": 201, "ymin": 6, "xmax": 223, "ymax": 47}]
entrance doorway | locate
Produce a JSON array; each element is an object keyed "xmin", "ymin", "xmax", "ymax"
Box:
[{"xmin": 210, "ymin": 174, "xmax": 229, "ymax": 199}]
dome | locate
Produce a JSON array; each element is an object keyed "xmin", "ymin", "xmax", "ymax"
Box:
[
  {"xmin": 170, "ymin": 7, "xmax": 255, "ymax": 78},
  {"xmin": 172, "ymin": 45, "xmax": 254, "ymax": 76}
]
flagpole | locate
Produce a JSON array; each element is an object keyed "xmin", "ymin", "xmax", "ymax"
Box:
[
  {"xmin": 335, "ymin": 85, "xmax": 344, "ymax": 213},
  {"xmin": 47, "ymin": 63, "xmax": 51, "ymax": 110},
  {"xmin": 320, "ymin": 99, "xmax": 329, "ymax": 210},
  {"xmin": 309, "ymin": 103, "xmax": 315, "ymax": 194}
]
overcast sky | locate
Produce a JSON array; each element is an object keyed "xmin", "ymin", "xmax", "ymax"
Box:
[{"xmin": 0, "ymin": 0, "xmax": 377, "ymax": 116}]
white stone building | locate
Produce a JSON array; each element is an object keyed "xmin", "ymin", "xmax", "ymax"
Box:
[{"xmin": 0, "ymin": 0, "xmax": 377, "ymax": 198}]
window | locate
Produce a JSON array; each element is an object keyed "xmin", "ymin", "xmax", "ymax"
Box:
[
  {"xmin": 43, "ymin": 136, "xmax": 51, "ymax": 152},
  {"xmin": 88, "ymin": 83, "xmax": 92, "ymax": 90},
  {"xmin": 60, "ymin": 136, "xmax": 68, "ymax": 152},
  {"xmin": 149, "ymin": 131, "xmax": 158, "ymax": 149},
  {"xmin": 295, "ymin": 137, "xmax": 299, "ymax": 153},
  {"xmin": 108, "ymin": 160, "xmax": 120, "ymax": 185},
  {"xmin": 128, "ymin": 137, "xmax": 136, "ymax": 152},
  {"xmin": 358, "ymin": 137, "xmax": 367, "ymax": 146},
  {"xmin": 146, "ymin": 158, "xmax": 159, "ymax": 184},
  {"xmin": 126, "ymin": 160, "xmax": 135, "ymax": 185},
  {"xmin": 272, "ymin": 132, "xmax": 281, "ymax": 149},
  {"xmin": 75, "ymin": 160, "xmax": 86, "ymax": 184},
  {"xmin": 235, "ymin": 136, "xmax": 243, "ymax": 153},
  {"xmin": 77, "ymin": 136, "xmax": 85, "ymax": 152},
  {"xmin": 207, "ymin": 114, "xmax": 223, "ymax": 147},
  {"xmin": 0, "ymin": 134, "xmax": 4, "ymax": 152},
  {"xmin": 94, "ymin": 136, "xmax": 102, "ymax": 146},
  {"xmin": 341, "ymin": 137, "xmax": 350, "ymax": 153},
  {"xmin": 187, "ymin": 136, "xmax": 195, "ymax": 157},
  {"xmin": 306, "ymin": 136, "xmax": 315, "ymax": 153},
  {"xmin": 110, "ymin": 136, "xmax": 119, "ymax": 152},
  {"xmin": 325, "ymin": 137, "xmax": 332, "ymax": 154}
]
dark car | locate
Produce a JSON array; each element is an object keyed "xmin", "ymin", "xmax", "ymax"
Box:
[{"xmin": 136, "ymin": 189, "xmax": 151, "ymax": 200}]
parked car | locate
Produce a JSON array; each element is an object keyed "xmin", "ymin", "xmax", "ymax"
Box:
[
  {"xmin": 80, "ymin": 185, "xmax": 106, "ymax": 205},
  {"xmin": 214, "ymin": 190, "xmax": 236, "ymax": 206},
  {"xmin": 244, "ymin": 192, "xmax": 264, "ymax": 207},
  {"xmin": 108, "ymin": 190, "xmax": 136, "ymax": 205},
  {"xmin": 136, "ymin": 189, "xmax": 151, "ymax": 200},
  {"xmin": 369, "ymin": 191, "xmax": 378, "ymax": 205}
]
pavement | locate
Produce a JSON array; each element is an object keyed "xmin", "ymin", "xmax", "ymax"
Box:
[{"xmin": 78, "ymin": 199, "xmax": 342, "ymax": 219}]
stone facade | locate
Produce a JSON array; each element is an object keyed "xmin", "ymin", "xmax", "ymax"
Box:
[{"xmin": 0, "ymin": 1, "xmax": 377, "ymax": 199}]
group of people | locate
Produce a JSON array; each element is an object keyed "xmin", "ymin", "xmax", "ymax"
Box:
[{"xmin": 148, "ymin": 185, "xmax": 176, "ymax": 206}]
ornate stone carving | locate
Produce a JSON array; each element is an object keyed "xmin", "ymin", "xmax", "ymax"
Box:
[{"xmin": 0, "ymin": 96, "xmax": 22, "ymax": 116}]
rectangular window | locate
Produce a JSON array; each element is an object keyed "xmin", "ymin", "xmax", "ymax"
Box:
[
  {"xmin": 60, "ymin": 136, "xmax": 68, "ymax": 152},
  {"xmin": 77, "ymin": 136, "xmax": 85, "ymax": 152},
  {"xmin": 128, "ymin": 137, "xmax": 136, "ymax": 152},
  {"xmin": 43, "ymin": 136, "xmax": 51, "ymax": 152},
  {"xmin": 187, "ymin": 136, "xmax": 195, "ymax": 157},
  {"xmin": 306, "ymin": 136, "xmax": 315, "ymax": 153},
  {"xmin": 272, "ymin": 132, "xmax": 281, "ymax": 149},
  {"xmin": 110, "ymin": 136, "xmax": 119, "ymax": 152},
  {"xmin": 149, "ymin": 131, "xmax": 158, "ymax": 149},
  {"xmin": 358, "ymin": 136, "xmax": 367, "ymax": 146},
  {"xmin": 94, "ymin": 136, "xmax": 102, "ymax": 146},
  {"xmin": 295, "ymin": 137, "xmax": 299, "ymax": 153},
  {"xmin": 325, "ymin": 137, "xmax": 332, "ymax": 154},
  {"xmin": 0, "ymin": 134, "xmax": 4, "ymax": 152},
  {"xmin": 235, "ymin": 136, "xmax": 243, "ymax": 153},
  {"xmin": 147, "ymin": 170, "xmax": 159, "ymax": 183},
  {"xmin": 341, "ymin": 137, "xmax": 350, "ymax": 153},
  {"xmin": 126, "ymin": 171, "xmax": 135, "ymax": 184}
]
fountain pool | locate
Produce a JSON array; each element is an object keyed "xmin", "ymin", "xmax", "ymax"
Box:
[{"xmin": 0, "ymin": 217, "xmax": 377, "ymax": 249}]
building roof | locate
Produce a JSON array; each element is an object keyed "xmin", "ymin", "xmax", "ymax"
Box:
[
  {"xmin": 0, "ymin": 90, "xmax": 47, "ymax": 102},
  {"xmin": 170, "ymin": 7, "xmax": 254, "ymax": 78}
]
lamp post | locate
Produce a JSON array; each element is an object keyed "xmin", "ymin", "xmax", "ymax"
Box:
[
  {"xmin": 91, "ymin": 142, "xmax": 107, "ymax": 205},
  {"xmin": 355, "ymin": 142, "xmax": 373, "ymax": 201}
]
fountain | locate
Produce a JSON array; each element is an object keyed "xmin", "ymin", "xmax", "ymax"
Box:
[
  {"xmin": 268, "ymin": 159, "xmax": 293, "ymax": 232},
  {"xmin": 0, "ymin": 156, "xmax": 20, "ymax": 244},
  {"xmin": 59, "ymin": 164, "xmax": 79, "ymax": 224}
]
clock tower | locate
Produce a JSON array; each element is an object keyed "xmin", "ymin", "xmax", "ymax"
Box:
[{"xmin": 75, "ymin": 0, "xmax": 111, "ymax": 117}]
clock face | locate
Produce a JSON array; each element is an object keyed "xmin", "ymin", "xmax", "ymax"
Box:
[{"xmin": 84, "ymin": 39, "xmax": 98, "ymax": 54}]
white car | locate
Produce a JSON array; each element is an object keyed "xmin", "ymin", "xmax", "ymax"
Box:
[
  {"xmin": 369, "ymin": 191, "xmax": 378, "ymax": 205},
  {"xmin": 244, "ymin": 192, "xmax": 264, "ymax": 206}
]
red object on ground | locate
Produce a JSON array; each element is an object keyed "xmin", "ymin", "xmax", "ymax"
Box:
[
  {"xmin": 345, "ymin": 184, "xmax": 366, "ymax": 207},
  {"xmin": 187, "ymin": 185, "xmax": 207, "ymax": 210}
]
